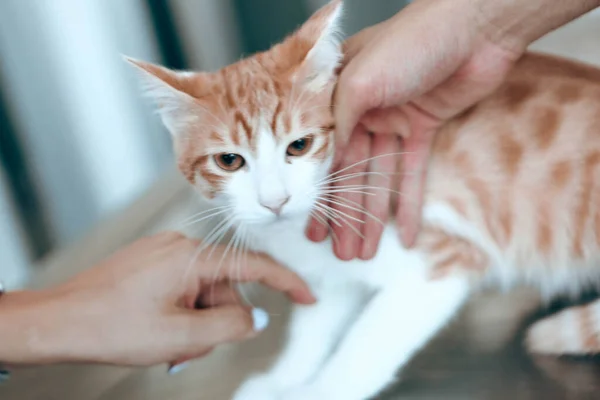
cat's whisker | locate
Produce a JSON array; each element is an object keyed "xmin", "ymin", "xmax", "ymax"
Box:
[
  {"xmin": 317, "ymin": 152, "xmax": 415, "ymax": 184},
  {"xmin": 222, "ymin": 224, "xmax": 245, "ymax": 308},
  {"xmin": 319, "ymin": 189, "xmax": 377, "ymax": 197},
  {"xmin": 310, "ymin": 211, "xmax": 329, "ymax": 227},
  {"xmin": 321, "ymin": 185, "xmax": 405, "ymax": 196},
  {"xmin": 310, "ymin": 210, "xmax": 341, "ymax": 246},
  {"xmin": 300, "ymin": 104, "xmax": 334, "ymax": 115},
  {"xmin": 316, "ymin": 196, "xmax": 368, "ymax": 216},
  {"xmin": 316, "ymin": 203, "xmax": 366, "ymax": 239},
  {"xmin": 237, "ymin": 226, "xmax": 264, "ymax": 312},
  {"xmin": 177, "ymin": 208, "xmax": 232, "ymax": 230},
  {"xmin": 318, "ymin": 171, "xmax": 399, "ymax": 186},
  {"xmin": 176, "ymin": 212, "xmax": 235, "ymax": 294},
  {"xmin": 316, "ymin": 201, "xmax": 366, "ymax": 226},
  {"xmin": 177, "ymin": 205, "xmax": 230, "ymax": 225},
  {"xmin": 209, "ymin": 221, "xmax": 242, "ymax": 303},
  {"xmin": 316, "ymin": 197, "xmax": 383, "ymax": 227},
  {"xmin": 313, "ymin": 203, "xmax": 344, "ymax": 227},
  {"xmin": 194, "ymin": 102, "xmax": 230, "ymax": 131},
  {"xmin": 319, "ymin": 194, "xmax": 385, "ymax": 227},
  {"xmin": 204, "ymin": 217, "xmax": 237, "ymax": 262},
  {"xmin": 199, "ymin": 216, "xmax": 232, "ymax": 249}
]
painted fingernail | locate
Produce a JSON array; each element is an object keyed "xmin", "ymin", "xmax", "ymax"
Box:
[
  {"xmin": 252, "ymin": 308, "xmax": 269, "ymax": 332},
  {"xmin": 167, "ymin": 361, "xmax": 191, "ymax": 375}
]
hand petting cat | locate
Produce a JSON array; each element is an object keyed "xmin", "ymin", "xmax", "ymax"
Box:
[
  {"xmin": 0, "ymin": 232, "xmax": 314, "ymax": 372},
  {"xmin": 307, "ymin": 0, "xmax": 600, "ymax": 260}
]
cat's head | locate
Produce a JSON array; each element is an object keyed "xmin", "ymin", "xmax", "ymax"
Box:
[{"xmin": 127, "ymin": 0, "xmax": 343, "ymax": 228}]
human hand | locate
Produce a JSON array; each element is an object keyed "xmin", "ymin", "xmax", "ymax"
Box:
[
  {"xmin": 306, "ymin": 0, "xmax": 524, "ymax": 260},
  {"xmin": 6, "ymin": 232, "xmax": 314, "ymax": 370}
]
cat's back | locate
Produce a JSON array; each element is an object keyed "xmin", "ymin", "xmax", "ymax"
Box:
[{"xmin": 425, "ymin": 52, "xmax": 600, "ymax": 280}]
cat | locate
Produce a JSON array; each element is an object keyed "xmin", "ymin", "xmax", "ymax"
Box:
[{"xmin": 126, "ymin": 1, "xmax": 600, "ymax": 399}]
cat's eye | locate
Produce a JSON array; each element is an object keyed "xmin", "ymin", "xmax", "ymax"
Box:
[
  {"xmin": 286, "ymin": 136, "xmax": 314, "ymax": 157},
  {"xmin": 214, "ymin": 153, "xmax": 245, "ymax": 172}
]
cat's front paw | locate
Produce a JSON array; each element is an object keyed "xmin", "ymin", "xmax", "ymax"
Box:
[{"xmin": 233, "ymin": 374, "xmax": 283, "ymax": 400}]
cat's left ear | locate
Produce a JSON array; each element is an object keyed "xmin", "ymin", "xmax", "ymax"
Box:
[
  {"xmin": 124, "ymin": 56, "xmax": 207, "ymax": 137},
  {"xmin": 294, "ymin": 0, "xmax": 344, "ymax": 92}
]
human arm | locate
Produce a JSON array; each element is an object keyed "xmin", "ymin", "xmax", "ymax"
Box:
[
  {"xmin": 0, "ymin": 232, "xmax": 314, "ymax": 368},
  {"xmin": 307, "ymin": 0, "xmax": 600, "ymax": 260}
]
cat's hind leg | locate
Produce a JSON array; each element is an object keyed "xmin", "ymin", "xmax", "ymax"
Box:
[{"xmin": 526, "ymin": 298, "xmax": 600, "ymax": 355}]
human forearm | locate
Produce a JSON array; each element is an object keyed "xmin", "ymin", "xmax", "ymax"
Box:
[
  {"xmin": 0, "ymin": 290, "xmax": 69, "ymax": 365},
  {"xmin": 474, "ymin": 0, "xmax": 600, "ymax": 53}
]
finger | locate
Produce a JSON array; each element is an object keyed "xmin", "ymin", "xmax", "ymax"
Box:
[
  {"xmin": 334, "ymin": 18, "xmax": 394, "ymax": 153},
  {"xmin": 168, "ymin": 347, "xmax": 214, "ymax": 375},
  {"xmin": 174, "ymin": 306, "xmax": 269, "ymax": 351},
  {"xmin": 360, "ymin": 107, "xmax": 410, "ymax": 138},
  {"xmin": 197, "ymin": 283, "xmax": 242, "ymax": 308},
  {"xmin": 330, "ymin": 126, "xmax": 371, "ymax": 261},
  {"xmin": 359, "ymin": 135, "xmax": 399, "ymax": 260},
  {"xmin": 305, "ymin": 214, "xmax": 329, "ymax": 242},
  {"xmin": 208, "ymin": 251, "xmax": 316, "ymax": 304},
  {"xmin": 396, "ymin": 127, "xmax": 436, "ymax": 248}
]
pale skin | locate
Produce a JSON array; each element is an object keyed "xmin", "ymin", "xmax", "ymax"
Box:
[
  {"xmin": 306, "ymin": 0, "xmax": 600, "ymax": 260},
  {"xmin": 0, "ymin": 232, "xmax": 314, "ymax": 370}
]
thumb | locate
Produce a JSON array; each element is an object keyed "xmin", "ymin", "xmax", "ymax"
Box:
[{"xmin": 174, "ymin": 306, "xmax": 270, "ymax": 351}]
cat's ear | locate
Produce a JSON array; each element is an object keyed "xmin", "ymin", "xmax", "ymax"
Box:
[
  {"xmin": 294, "ymin": 0, "xmax": 344, "ymax": 92},
  {"xmin": 124, "ymin": 56, "xmax": 203, "ymax": 136}
]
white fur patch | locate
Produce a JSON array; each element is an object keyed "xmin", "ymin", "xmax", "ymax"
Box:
[
  {"xmin": 302, "ymin": 2, "xmax": 344, "ymax": 92},
  {"xmin": 124, "ymin": 56, "xmax": 199, "ymax": 136}
]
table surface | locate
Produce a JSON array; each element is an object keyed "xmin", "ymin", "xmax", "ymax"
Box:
[{"xmin": 3, "ymin": 13, "xmax": 600, "ymax": 400}]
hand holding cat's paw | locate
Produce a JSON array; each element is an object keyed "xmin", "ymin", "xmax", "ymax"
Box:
[{"xmin": 233, "ymin": 374, "xmax": 283, "ymax": 400}]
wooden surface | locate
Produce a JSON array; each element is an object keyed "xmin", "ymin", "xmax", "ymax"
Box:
[{"xmin": 2, "ymin": 11, "xmax": 600, "ymax": 400}]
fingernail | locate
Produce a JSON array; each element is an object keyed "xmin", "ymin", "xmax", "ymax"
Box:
[
  {"xmin": 167, "ymin": 361, "xmax": 191, "ymax": 375},
  {"xmin": 252, "ymin": 308, "xmax": 269, "ymax": 332}
]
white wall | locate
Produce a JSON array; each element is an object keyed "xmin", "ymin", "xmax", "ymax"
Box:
[
  {"xmin": 0, "ymin": 0, "xmax": 174, "ymax": 285},
  {"xmin": 0, "ymin": 166, "xmax": 29, "ymax": 289},
  {"xmin": 0, "ymin": 0, "xmax": 171, "ymax": 247}
]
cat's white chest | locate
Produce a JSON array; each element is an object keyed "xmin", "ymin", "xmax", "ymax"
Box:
[{"xmin": 248, "ymin": 220, "xmax": 423, "ymax": 290}]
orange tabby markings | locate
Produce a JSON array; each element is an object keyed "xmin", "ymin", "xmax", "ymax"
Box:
[
  {"xmin": 572, "ymin": 152, "xmax": 600, "ymax": 258},
  {"xmin": 550, "ymin": 160, "xmax": 572, "ymax": 189},
  {"xmin": 271, "ymin": 100, "xmax": 283, "ymax": 132},
  {"xmin": 498, "ymin": 197, "xmax": 513, "ymax": 246},
  {"xmin": 533, "ymin": 106, "xmax": 560, "ymax": 150},
  {"xmin": 466, "ymin": 177, "xmax": 499, "ymax": 243},
  {"xmin": 537, "ymin": 204, "xmax": 553, "ymax": 254},
  {"xmin": 503, "ymin": 81, "xmax": 535, "ymax": 111},
  {"xmin": 421, "ymin": 229, "xmax": 488, "ymax": 279},
  {"xmin": 555, "ymin": 83, "xmax": 582, "ymax": 104},
  {"xmin": 234, "ymin": 111, "xmax": 252, "ymax": 145},
  {"xmin": 498, "ymin": 134, "xmax": 523, "ymax": 177}
]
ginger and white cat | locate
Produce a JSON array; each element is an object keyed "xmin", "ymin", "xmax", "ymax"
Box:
[{"xmin": 127, "ymin": 1, "xmax": 600, "ymax": 398}]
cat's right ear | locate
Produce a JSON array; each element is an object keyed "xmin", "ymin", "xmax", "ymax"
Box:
[{"xmin": 124, "ymin": 56, "xmax": 202, "ymax": 136}]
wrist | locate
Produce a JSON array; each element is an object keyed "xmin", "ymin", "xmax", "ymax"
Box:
[
  {"xmin": 473, "ymin": 0, "xmax": 600, "ymax": 54},
  {"xmin": 0, "ymin": 289, "xmax": 66, "ymax": 365}
]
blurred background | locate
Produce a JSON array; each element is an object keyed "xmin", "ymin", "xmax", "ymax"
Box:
[{"xmin": 0, "ymin": 0, "xmax": 411, "ymax": 289}]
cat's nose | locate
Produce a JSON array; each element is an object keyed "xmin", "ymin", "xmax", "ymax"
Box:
[{"xmin": 260, "ymin": 196, "xmax": 290, "ymax": 216}]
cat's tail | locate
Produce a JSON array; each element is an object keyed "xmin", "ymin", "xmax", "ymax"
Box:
[{"xmin": 525, "ymin": 298, "xmax": 600, "ymax": 355}]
